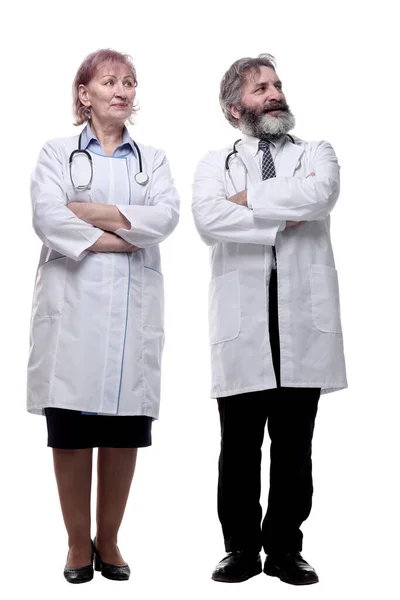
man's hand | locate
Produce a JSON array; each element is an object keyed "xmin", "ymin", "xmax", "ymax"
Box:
[
  {"xmin": 228, "ymin": 173, "xmax": 315, "ymax": 221},
  {"xmin": 228, "ymin": 191, "xmax": 248, "ymax": 206},
  {"xmin": 286, "ymin": 221, "xmax": 303, "ymax": 227}
]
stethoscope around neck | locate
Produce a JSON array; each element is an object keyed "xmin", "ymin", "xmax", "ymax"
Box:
[
  {"xmin": 68, "ymin": 130, "xmax": 149, "ymax": 191},
  {"xmin": 225, "ymin": 133, "xmax": 295, "ymax": 172},
  {"xmin": 224, "ymin": 134, "xmax": 295, "ymax": 194}
]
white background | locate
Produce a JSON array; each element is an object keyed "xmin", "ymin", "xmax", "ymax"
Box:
[{"xmin": 1, "ymin": 0, "xmax": 399, "ymax": 598}]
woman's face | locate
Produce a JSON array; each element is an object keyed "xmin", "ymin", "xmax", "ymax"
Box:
[{"xmin": 79, "ymin": 61, "xmax": 136, "ymax": 127}]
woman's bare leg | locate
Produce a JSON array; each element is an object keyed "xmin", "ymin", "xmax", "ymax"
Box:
[
  {"xmin": 52, "ymin": 448, "xmax": 93, "ymax": 567},
  {"xmin": 95, "ymin": 448, "xmax": 138, "ymax": 564}
]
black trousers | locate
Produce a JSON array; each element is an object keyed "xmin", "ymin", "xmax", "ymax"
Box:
[{"xmin": 217, "ymin": 270, "xmax": 320, "ymax": 555}]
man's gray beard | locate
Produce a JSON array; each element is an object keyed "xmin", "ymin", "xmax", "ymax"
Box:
[{"xmin": 240, "ymin": 108, "xmax": 295, "ymax": 140}]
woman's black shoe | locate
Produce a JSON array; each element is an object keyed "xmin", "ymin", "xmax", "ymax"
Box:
[
  {"xmin": 93, "ymin": 538, "xmax": 130, "ymax": 581},
  {"xmin": 63, "ymin": 545, "xmax": 94, "ymax": 584}
]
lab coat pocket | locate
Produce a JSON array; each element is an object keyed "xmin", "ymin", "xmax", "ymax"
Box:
[
  {"xmin": 32, "ymin": 258, "xmax": 67, "ymax": 319},
  {"xmin": 29, "ymin": 314, "xmax": 60, "ymax": 377},
  {"xmin": 209, "ymin": 271, "xmax": 241, "ymax": 345},
  {"xmin": 143, "ymin": 267, "xmax": 165, "ymax": 329},
  {"xmin": 310, "ymin": 264, "xmax": 342, "ymax": 334}
]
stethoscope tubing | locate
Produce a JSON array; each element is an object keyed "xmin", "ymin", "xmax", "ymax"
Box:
[
  {"xmin": 225, "ymin": 134, "xmax": 295, "ymax": 172},
  {"xmin": 69, "ymin": 130, "xmax": 149, "ymax": 190},
  {"xmin": 224, "ymin": 134, "xmax": 295, "ymax": 194}
]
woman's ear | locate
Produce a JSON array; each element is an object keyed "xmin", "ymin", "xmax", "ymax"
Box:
[{"xmin": 78, "ymin": 84, "xmax": 90, "ymax": 107}]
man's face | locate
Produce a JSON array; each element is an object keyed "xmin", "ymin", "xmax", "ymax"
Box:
[{"xmin": 231, "ymin": 66, "xmax": 295, "ymax": 139}]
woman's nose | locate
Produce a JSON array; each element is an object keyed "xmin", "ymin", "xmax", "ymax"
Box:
[{"xmin": 114, "ymin": 82, "xmax": 127, "ymax": 97}]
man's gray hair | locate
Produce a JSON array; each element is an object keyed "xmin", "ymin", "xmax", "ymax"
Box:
[{"xmin": 219, "ymin": 53, "xmax": 277, "ymax": 128}]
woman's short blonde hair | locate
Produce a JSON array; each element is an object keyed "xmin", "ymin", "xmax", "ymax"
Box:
[{"xmin": 72, "ymin": 49, "xmax": 138, "ymax": 125}]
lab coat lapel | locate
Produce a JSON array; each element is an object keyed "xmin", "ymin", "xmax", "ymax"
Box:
[
  {"xmin": 236, "ymin": 144, "xmax": 262, "ymax": 184},
  {"xmin": 276, "ymin": 139, "xmax": 305, "ymax": 176},
  {"xmin": 236, "ymin": 139, "xmax": 305, "ymax": 183}
]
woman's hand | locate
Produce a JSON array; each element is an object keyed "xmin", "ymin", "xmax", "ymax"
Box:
[{"xmin": 87, "ymin": 232, "xmax": 139, "ymax": 253}]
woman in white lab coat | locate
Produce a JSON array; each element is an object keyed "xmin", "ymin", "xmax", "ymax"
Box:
[{"xmin": 28, "ymin": 49, "xmax": 179, "ymax": 583}]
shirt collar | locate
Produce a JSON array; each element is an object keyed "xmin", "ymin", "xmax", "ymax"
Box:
[
  {"xmin": 80, "ymin": 122, "xmax": 137, "ymax": 155},
  {"xmin": 241, "ymin": 132, "xmax": 287, "ymax": 156}
]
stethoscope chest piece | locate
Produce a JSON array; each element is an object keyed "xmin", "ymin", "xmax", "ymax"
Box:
[{"xmin": 135, "ymin": 172, "xmax": 149, "ymax": 185}]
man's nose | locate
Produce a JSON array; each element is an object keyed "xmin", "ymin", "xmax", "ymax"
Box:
[{"xmin": 267, "ymin": 86, "xmax": 284, "ymax": 103}]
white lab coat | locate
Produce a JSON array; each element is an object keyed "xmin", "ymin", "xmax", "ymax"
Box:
[
  {"xmin": 192, "ymin": 136, "xmax": 347, "ymax": 398},
  {"xmin": 28, "ymin": 132, "xmax": 180, "ymax": 416}
]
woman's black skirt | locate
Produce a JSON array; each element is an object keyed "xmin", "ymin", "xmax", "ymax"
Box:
[{"xmin": 44, "ymin": 408, "xmax": 153, "ymax": 449}]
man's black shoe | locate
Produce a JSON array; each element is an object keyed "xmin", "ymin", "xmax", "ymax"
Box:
[
  {"xmin": 211, "ymin": 551, "xmax": 262, "ymax": 583},
  {"xmin": 264, "ymin": 551, "xmax": 319, "ymax": 585}
]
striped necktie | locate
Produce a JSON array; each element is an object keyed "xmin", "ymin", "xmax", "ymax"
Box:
[
  {"xmin": 259, "ymin": 139, "xmax": 276, "ymax": 180},
  {"xmin": 259, "ymin": 139, "xmax": 277, "ymax": 268}
]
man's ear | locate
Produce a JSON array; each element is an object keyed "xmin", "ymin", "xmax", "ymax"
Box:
[{"xmin": 230, "ymin": 105, "xmax": 241, "ymax": 121}]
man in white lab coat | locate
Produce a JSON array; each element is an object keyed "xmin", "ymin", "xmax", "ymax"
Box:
[{"xmin": 192, "ymin": 54, "xmax": 347, "ymax": 586}]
